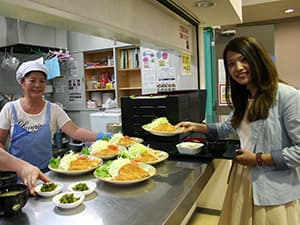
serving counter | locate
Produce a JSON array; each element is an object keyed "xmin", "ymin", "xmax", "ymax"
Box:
[{"xmin": 0, "ymin": 159, "xmax": 213, "ymax": 225}]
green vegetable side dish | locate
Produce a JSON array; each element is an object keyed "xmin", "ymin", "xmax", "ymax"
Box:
[
  {"xmin": 41, "ymin": 183, "xmax": 57, "ymax": 192},
  {"xmin": 59, "ymin": 193, "xmax": 80, "ymax": 204},
  {"xmin": 72, "ymin": 183, "xmax": 89, "ymax": 191}
]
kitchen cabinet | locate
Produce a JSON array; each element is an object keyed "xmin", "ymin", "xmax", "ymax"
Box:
[
  {"xmin": 116, "ymin": 46, "xmax": 141, "ymax": 104},
  {"xmin": 84, "ymin": 49, "xmax": 116, "ymax": 108}
]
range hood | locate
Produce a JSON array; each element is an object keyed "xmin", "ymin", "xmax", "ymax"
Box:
[{"xmin": 0, "ymin": 17, "xmax": 67, "ymax": 54}]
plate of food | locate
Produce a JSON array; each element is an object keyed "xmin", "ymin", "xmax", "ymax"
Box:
[
  {"xmin": 68, "ymin": 181, "xmax": 96, "ymax": 196},
  {"xmin": 119, "ymin": 143, "xmax": 168, "ymax": 165},
  {"xmin": 84, "ymin": 140, "xmax": 121, "ymax": 160},
  {"xmin": 52, "ymin": 192, "xmax": 85, "ymax": 209},
  {"xmin": 94, "ymin": 158, "xmax": 156, "ymax": 185},
  {"xmin": 48, "ymin": 152, "xmax": 102, "ymax": 175},
  {"xmin": 35, "ymin": 182, "xmax": 63, "ymax": 197},
  {"xmin": 142, "ymin": 117, "xmax": 184, "ymax": 136},
  {"xmin": 110, "ymin": 133, "xmax": 143, "ymax": 147}
]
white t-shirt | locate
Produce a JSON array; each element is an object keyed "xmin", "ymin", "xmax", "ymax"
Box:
[
  {"xmin": 239, "ymin": 99, "xmax": 253, "ymax": 150},
  {"xmin": 0, "ymin": 99, "xmax": 71, "ymax": 140}
]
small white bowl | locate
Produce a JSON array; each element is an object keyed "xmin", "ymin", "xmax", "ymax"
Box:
[
  {"xmin": 52, "ymin": 192, "xmax": 84, "ymax": 209},
  {"xmin": 68, "ymin": 181, "xmax": 96, "ymax": 196},
  {"xmin": 35, "ymin": 182, "xmax": 63, "ymax": 197},
  {"xmin": 176, "ymin": 142, "xmax": 204, "ymax": 155}
]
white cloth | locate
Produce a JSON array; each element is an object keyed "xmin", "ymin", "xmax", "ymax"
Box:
[
  {"xmin": 0, "ymin": 99, "xmax": 71, "ymax": 145},
  {"xmin": 218, "ymin": 164, "xmax": 300, "ymax": 225},
  {"xmin": 16, "ymin": 59, "xmax": 48, "ymax": 84}
]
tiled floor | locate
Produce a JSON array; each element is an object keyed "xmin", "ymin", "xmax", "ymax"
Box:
[{"xmin": 187, "ymin": 208, "xmax": 220, "ymax": 225}]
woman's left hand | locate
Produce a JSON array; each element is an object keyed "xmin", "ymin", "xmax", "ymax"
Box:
[{"xmin": 234, "ymin": 149, "xmax": 256, "ymax": 166}]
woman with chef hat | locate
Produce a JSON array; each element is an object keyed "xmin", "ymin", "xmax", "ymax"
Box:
[{"xmin": 0, "ymin": 59, "xmax": 111, "ymax": 171}]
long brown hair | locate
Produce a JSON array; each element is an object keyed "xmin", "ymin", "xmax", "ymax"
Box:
[{"xmin": 223, "ymin": 36, "xmax": 279, "ymax": 128}]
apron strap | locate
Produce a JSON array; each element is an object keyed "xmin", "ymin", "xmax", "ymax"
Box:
[
  {"xmin": 45, "ymin": 102, "xmax": 51, "ymax": 123},
  {"xmin": 10, "ymin": 102, "xmax": 18, "ymax": 124}
]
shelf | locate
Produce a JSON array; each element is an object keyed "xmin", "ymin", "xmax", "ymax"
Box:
[
  {"xmin": 86, "ymin": 88, "xmax": 115, "ymax": 92},
  {"xmin": 119, "ymin": 87, "xmax": 141, "ymax": 90},
  {"xmin": 84, "ymin": 49, "xmax": 116, "ymax": 108},
  {"xmin": 85, "ymin": 65, "xmax": 114, "ymax": 70},
  {"xmin": 118, "ymin": 68, "xmax": 140, "ymax": 72}
]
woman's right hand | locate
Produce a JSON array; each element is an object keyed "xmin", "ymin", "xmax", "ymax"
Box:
[
  {"xmin": 176, "ymin": 121, "xmax": 194, "ymax": 133},
  {"xmin": 176, "ymin": 121, "xmax": 209, "ymax": 134}
]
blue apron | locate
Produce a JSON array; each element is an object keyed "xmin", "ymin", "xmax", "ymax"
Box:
[{"xmin": 9, "ymin": 102, "xmax": 52, "ymax": 171}]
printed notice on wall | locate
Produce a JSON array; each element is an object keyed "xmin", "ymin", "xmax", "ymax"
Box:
[
  {"xmin": 181, "ymin": 52, "xmax": 192, "ymax": 75},
  {"xmin": 141, "ymin": 48, "xmax": 157, "ymax": 95},
  {"xmin": 218, "ymin": 59, "xmax": 226, "ymax": 83},
  {"xmin": 179, "ymin": 24, "xmax": 191, "ymax": 51},
  {"xmin": 219, "ymin": 83, "xmax": 227, "ymax": 106},
  {"xmin": 68, "ymin": 78, "xmax": 83, "ymax": 103}
]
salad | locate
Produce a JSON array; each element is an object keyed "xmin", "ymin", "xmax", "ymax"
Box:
[
  {"xmin": 94, "ymin": 158, "xmax": 150, "ymax": 181},
  {"xmin": 143, "ymin": 117, "xmax": 176, "ymax": 132},
  {"xmin": 119, "ymin": 143, "xmax": 159, "ymax": 162},
  {"xmin": 87, "ymin": 140, "xmax": 120, "ymax": 158},
  {"xmin": 49, "ymin": 152, "xmax": 101, "ymax": 171},
  {"xmin": 110, "ymin": 133, "xmax": 142, "ymax": 146}
]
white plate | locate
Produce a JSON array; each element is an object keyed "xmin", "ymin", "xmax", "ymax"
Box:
[
  {"xmin": 48, "ymin": 164, "xmax": 101, "ymax": 175},
  {"xmin": 89, "ymin": 145, "xmax": 120, "ymax": 160},
  {"xmin": 90, "ymin": 152, "xmax": 119, "ymax": 160},
  {"xmin": 94, "ymin": 163, "xmax": 156, "ymax": 185},
  {"xmin": 53, "ymin": 192, "xmax": 85, "ymax": 209},
  {"xmin": 35, "ymin": 182, "xmax": 63, "ymax": 197},
  {"xmin": 142, "ymin": 125, "xmax": 184, "ymax": 136},
  {"xmin": 48, "ymin": 157, "xmax": 103, "ymax": 175},
  {"xmin": 68, "ymin": 181, "xmax": 96, "ymax": 196},
  {"xmin": 146, "ymin": 150, "xmax": 169, "ymax": 164},
  {"xmin": 122, "ymin": 150, "xmax": 169, "ymax": 165},
  {"xmin": 117, "ymin": 137, "xmax": 144, "ymax": 147}
]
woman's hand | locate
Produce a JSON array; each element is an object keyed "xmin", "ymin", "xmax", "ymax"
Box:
[
  {"xmin": 18, "ymin": 164, "xmax": 50, "ymax": 195},
  {"xmin": 176, "ymin": 121, "xmax": 208, "ymax": 134},
  {"xmin": 234, "ymin": 149, "xmax": 256, "ymax": 166}
]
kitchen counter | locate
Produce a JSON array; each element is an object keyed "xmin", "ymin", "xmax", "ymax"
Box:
[{"xmin": 0, "ymin": 159, "xmax": 213, "ymax": 225}]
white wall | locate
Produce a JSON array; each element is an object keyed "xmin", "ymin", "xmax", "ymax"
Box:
[{"xmin": 275, "ymin": 19, "xmax": 300, "ymax": 89}]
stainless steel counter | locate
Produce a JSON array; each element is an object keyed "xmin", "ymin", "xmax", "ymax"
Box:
[{"xmin": 0, "ymin": 159, "xmax": 213, "ymax": 225}]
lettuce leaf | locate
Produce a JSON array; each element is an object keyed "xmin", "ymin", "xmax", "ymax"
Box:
[{"xmin": 49, "ymin": 156, "xmax": 61, "ymax": 169}]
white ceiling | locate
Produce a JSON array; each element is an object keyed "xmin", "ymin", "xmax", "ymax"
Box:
[{"xmin": 172, "ymin": 0, "xmax": 300, "ymax": 26}]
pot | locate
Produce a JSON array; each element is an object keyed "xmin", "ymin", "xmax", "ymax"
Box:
[
  {"xmin": 0, "ymin": 184, "xmax": 29, "ymax": 216},
  {"xmin": 0, "ymin": 48, "xmax": 10, "ymax": 70},
  {"xmin": 0, "ymin": 171, "xmax": 17, "ymax": 187},
  {"xmin": 6, "ymin": 47, "xmax": 19, "ymax": 70}
]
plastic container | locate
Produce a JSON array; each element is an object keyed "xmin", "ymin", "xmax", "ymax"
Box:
[{"xmin": 176, "ymin": 142, "xmax": 204, "ymax": 155}]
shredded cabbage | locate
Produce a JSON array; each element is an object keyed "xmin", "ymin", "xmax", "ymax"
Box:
[
  {"xmin": 90, "ymin": 140, "xmax": 109, "ymax": 154},
  {"xmin": 110, "ymin": 133, "xmax": 124, "ymax": 144},
  {"xmin": 146, "ymin": 117, "xmax": 170, "ymax": 129},
  {"xmin": 119, "ymin": 143, "xmax": 149, "ymax": 160},
  {"xmin": 108, "ymin": 158, "xmax": 131, "ymax": 178},
  {"xmin": 59, "ymin": 152, "xmax": 78, "ymax": 170}
]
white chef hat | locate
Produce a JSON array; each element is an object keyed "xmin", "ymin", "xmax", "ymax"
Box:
[{"xmin": 16, "ymin": 59, "xmax": 48, "ymax": 84}]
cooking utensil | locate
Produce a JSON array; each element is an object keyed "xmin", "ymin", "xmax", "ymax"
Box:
[
  {"xmin": 6, "ymin": 47, "xmax": 19, "ymax": 70},
  {"xmin": 0, "ymin": 48, "xmax": 10, "ymax": 70}
]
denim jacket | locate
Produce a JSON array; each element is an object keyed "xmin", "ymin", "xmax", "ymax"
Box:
[{"xmin": 208, "ymin": 83, "xmax": 300, "ymax": 206}]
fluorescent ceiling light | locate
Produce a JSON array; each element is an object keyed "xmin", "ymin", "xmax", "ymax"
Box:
[
  {"xmin": 242, "ymin": 0, "xmax": 279, "ymax": 7},
  {"xmin": 194, "ymin": 1, "xmax": 215, "ymax": 8},
  {"xmin": 284, "ymin": 8, "xmax": 295, "ymax": 13}
]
